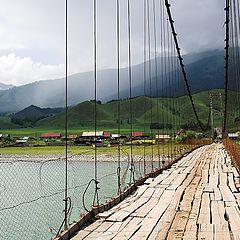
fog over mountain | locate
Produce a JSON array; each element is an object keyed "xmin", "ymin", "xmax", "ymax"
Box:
[
  {"xmin": 0, "ymin": 82, "xmax": 14, "ymax": 91},
  {"xmin": 0, "ymin": 49, "xmax": 224, "ymax": 113}
]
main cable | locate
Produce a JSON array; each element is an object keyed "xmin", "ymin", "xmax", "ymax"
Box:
[
  {"xmin": 223, "ymin": 0, "xmax": 230, "ymax": 136},
  {"xmin": 164, "ymin": 0, "xmax": 210, "ymax": 132}
]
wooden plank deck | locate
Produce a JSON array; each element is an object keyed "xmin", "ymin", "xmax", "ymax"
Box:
[{"xmin": 72, "ymin": 143, "xmax": 240, "ymax": 240}]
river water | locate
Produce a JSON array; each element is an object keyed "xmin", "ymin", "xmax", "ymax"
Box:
[{"xmin": 0, "ymin": 157, "xmax": 159, "ymax": 239}]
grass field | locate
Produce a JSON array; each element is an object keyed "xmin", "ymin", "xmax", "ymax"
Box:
[
  {"xmin": 0, "ymin": 143, "xmax": 192, "ymax": 156},
  {"xmin": 0, "ymin": 126, "xmax": 179, "ymax": 138}
]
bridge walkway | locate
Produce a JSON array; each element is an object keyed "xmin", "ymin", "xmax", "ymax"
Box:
[{"xmin": 72, "ymin": 143, "xmax": 240, "ymax": 240}]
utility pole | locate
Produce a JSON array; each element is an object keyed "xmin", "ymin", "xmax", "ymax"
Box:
[
  {"xmin": 219, "ymin": 92, "xmax": 224, "ymax": 138},
  {"xmin": 209, "ymin": 93, "xmax": 214, "ymax": 139}
]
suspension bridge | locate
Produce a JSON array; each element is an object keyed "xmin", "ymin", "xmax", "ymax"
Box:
[
  {"xmin": 51, "ymin": 0, "xmax": 240, "ymax": 239},
  {"xmin": 0, "ymin": 0, "xmax": 240, "ymax": 239}
]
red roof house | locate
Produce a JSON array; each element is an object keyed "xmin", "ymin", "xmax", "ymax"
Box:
[
  {"xmin": 131, "ymin": 132, "xmax": 144, "ymax": 138},
  {"xmin": 103, "ymin": 132, "xmax": 111, "ymax": 138},
  {"xmin": 41, "ymin": 133, "xmax": 62, "ymax": 138}
]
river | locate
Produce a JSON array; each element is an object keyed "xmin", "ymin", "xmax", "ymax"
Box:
[{"xmin": 0, "ymin": 156, "xmax": 160, "ymax": 239}]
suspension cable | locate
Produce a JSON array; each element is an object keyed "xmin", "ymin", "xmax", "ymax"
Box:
[
  {"xmin": 166, "ymin": 10, "xmax": 171, "ymax": 157},
  {"xmin": 116, "ymin": 0, "xmax": 121, "ymax": 193},
  {"xmin": 152, "ymin": 0, "xmax": 160, "ymax": 168},
  {"xmin": 223, "ymin": 0, "xmax": 230, "ymax": 136},
  {"xmin": 143, "ymin": 0, "xmax": 147, "ymax": 176},
  {"xmin": 127, "ymin": 0, "xmax": 135, "ymax": 183},
  {"xmin": 64, "ymin": 0, "xmax": 69, "ymax": 230},
  {"xmin": 164, "ymin": 0, "xmax": 210, "ymax": 132},
  {"xmin": 93, "ymin": 0, "xmax": 99, "ymax": 206},
  {"xmin": 146, "ymin": 0, "xmax": 154, "ymax": 172},
  {"xmin": 160, "ymin": 0, "xmax": 166, "ymax": 158}
]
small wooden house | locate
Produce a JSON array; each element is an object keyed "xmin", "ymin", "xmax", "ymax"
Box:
[{"xmin": 68, "ymin": 135, "xmax": 78, "ymax": 140}]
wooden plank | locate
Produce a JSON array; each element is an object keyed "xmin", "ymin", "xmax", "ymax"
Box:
[
  {"xmin": 211, "ymin": 201, "xmax": 226, "ymax": 225},
  {"xmin": 219, "ymin": 172, "xmax": 228, "ymax": 187},
  {"xmin": 98, "ymin": 185, "xmax": 149, "ymax": 219},
  {"xmin": 197, "ymin": 193, "xmax": 211, "ymax": 224},
  {"xmin": 232, "ymin": 167, "xmax": 239, "ymax": 178},
  {"xmin": 149, "ymin": 173, "xmax": 170, "ymax": 188},
  {"xmin": 213, "ymin": 187, "xmax": 222, "ymax": 201},
  {"xmin": 91, "ymin": 217, "xmax": 132, "ymax": 240},
  {"xmin": 144, "ymin": 178, "xmax": 154, "ymax": 185},
  {"xmin": 72, "ymin": 220, "xmax": 104, "ymax": 240},
  {"xmin": 219, "ymin": 185, "xmax": 236, "ymax": 202},
  {"xmin": 181, "ymin": 165, "xmax": 203, "ymax": 240},
  {"xmin": 182, "ymin": 218, "xmax": 198, "ymax": 240},
  {"xmin": 130, "ymin": 190, "xmax": 175, "ymax": 240},
  {"xmin": 111, "ymin": 217, "xmax": 143, "ymax": 240},
  {"xmin": 225, "ymin": 206, "xmax": 240, "ymax": 239},
  {"xmin": 214, "ymin": 224, "xmax": 231, "ymax": 240},
  {"xmin": 198, "ymin": 224, "xmax": 214, "ymax": 240},
  {"xmin": 160, "ymin": 168, "xmax": 181, "ymax": 186},
  {"xmin": 166, "ymin": 173, "xmax": 187, "ymax": 190},
  {"xmin": 146, "ymin": 189, "xmax": 184, "ymax": 240},
  {"xmin": 84, "ymin": 221, "xmax": 114, "ymax": 239},
  {"xmin": 228, "ymin": 172, "xmax": 238, "ymax": 193},
  {"xmin": 235, "ymin": 193, "xmax": 240, "ymax": 205},
  {"xmin": 202, "ymin": 167, "xmax": 210, "ymax": 184},
  {"xmin": 106, "ymin": 188, "xmax": 155, "ymax": 222},
  {"xmin": 131, "ymin": 187, "xmax": 164, "ymax": 218}
]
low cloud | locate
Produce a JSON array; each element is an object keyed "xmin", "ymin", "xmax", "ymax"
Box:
[
  {"xmin": 0, "ymin": 53, "xmax": 65, "ymax": 85},
  {"xmin": 0, "ymin": 0, "xmax": 226, "ymax": 86}
]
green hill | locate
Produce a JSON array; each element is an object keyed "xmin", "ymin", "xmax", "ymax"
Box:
[
  {"xmin": 36, "ymin": 90, "xmax": 224, "ymax": 132},
  {"xmin": 11, "ymin": 105, "xmax": 63, "ymax": 127}
]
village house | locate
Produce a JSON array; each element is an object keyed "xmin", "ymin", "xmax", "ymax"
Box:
[
  {"xmin": 176, "ymin": 129, "xmax": 186, "ymax": 136},
  {"xmin": 81, "ymin": 131, "xmax": 104, "ymax": 138},
  {"xmin": 41, "ymin": 133, "xmax": 62, "ymax": 139},
  {"xmin": 15, "ymin": 136, "xmax": 30, "ymax": 146},
  {"xmin": 155, "ymin": 134, "xmax": 171, "ymax": 142},
  {"xmin": 81, "ymin": 131, "xmax": 112, "ymax": 140},
  {"xmin": 228, "ymin": 132, "xmax": 239, "ymax": 140},
  {"xmin": 130, "ymin": 131, "xmax": 145, "ymax": 140},
  {"xmin": 0, "ymin": 133, "xmax": 10, "ymax": 140},
  {"xmin": 68, "ymin": 135, "xmax": 78, "ymax": 140},
  {"xmin": 111, "ymin": 133, "xmax": 121, "ymax": 139}
]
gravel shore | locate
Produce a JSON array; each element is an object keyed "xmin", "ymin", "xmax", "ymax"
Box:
[{"xmin": 0, "ymin": 153, "xmax": 171, "ymax": 163}]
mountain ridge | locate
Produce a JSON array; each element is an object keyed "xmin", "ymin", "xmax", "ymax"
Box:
[
  {"xmin": 0, "ymin": 49, "xmax": 224, "ymax": 112},
  {"xmin": 0, "ymin": 82, "xmax": 14, "ymax": 91}
]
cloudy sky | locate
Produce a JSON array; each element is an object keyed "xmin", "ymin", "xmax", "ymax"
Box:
[{"xmin": 0, "ymin": 0, "xmax": 225, "ymax": 86}]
